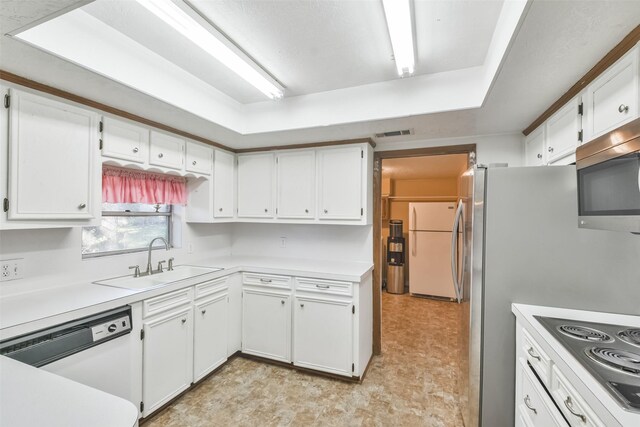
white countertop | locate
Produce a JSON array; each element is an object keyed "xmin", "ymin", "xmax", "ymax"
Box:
[
  {"xmin": 0, "ymin": 355, "xmax": 138, "ymax": 427},
  {"xmin": 512, "ymin": 303, "xmax": 640, "ymax": 427},
  {"xmin": 0, "ymin": 255, "xmax": 373, "ymax": 339}
]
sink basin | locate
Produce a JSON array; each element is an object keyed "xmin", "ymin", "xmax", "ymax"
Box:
[{"xmin": 93, "ymin": 265, "xmax": 222, "ymax": 290}]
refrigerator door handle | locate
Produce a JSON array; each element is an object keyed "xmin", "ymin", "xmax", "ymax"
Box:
[
  {"xmin": 411, "ymin": 231, "xmax": 416, "ymax": 256},
  {"xmin": 451, "ymin": 200, "xmax": 464, "ymax": 303},
  {"xmin": 412, "ymin": 207, "xmax": 417, "ymax": 230}
]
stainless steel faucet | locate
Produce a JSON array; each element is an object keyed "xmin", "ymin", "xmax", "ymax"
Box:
[{"xmin": 146, "ymin": 237, "xmax": 170, "ymax": 275}]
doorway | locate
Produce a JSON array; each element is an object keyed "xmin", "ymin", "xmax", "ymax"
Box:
[{"xmin": 372, "ymin": 144, "xmax": 476, "ymax": 354}]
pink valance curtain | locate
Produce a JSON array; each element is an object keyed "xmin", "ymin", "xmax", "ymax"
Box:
[{"xmin": 102, "ymin": 166, "xmax": 187, "ymax": 205}]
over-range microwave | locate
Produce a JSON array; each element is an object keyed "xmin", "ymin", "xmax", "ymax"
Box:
[{"xmin": 576, "ymin": 118, "xmax": 640, "ymax": 233}]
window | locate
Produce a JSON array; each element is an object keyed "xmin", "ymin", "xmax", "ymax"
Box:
[{"xmin": 82, "ymin": 203, "xmax": 172, "ymax": 257}]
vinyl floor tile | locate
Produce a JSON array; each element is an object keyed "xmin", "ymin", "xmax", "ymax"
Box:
[{"xmin": 144, "ymin": 293, "xmax": 464, "ymax": 427}]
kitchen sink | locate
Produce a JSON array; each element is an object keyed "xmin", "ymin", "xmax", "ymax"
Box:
[{"xmin": 93, "ymin": 265, "xmax": 222, "ymax": 290}]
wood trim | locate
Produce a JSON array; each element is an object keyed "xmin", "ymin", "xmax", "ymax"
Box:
[
  {"xmin": 372, "ymin": 144, "xmax": 476, "ymax": 356},
  {"xmin": 238, "ymin": 353, "xmax": 361, "ymax": 383},
  {"xmin": 235, "ymin": 137, "xmax": 376, "ymax": 153},
  {"xmin": 0, "ymin": 69, "xmax": 234, "ymax": 152},
  {"xmin": 523, "ymin": 25, "xmax": 640, "ymax": 136}
]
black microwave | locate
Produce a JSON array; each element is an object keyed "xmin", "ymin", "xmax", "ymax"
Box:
[{"xmin": 576, "ymin": 118, "xmax": 640, "ymax": 233}]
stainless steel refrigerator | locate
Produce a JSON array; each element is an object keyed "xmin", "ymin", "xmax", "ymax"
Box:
[{"xmin": 452, "ymin": 164, "xmax": 640, "ymax": 427}]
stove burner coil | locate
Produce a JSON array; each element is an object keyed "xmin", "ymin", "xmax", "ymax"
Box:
[
  {"xmin": 557, "ymin": 325, "xmax": 614, "ymax": 343},
  {"xmin": 618, "ymin": 329, "xmax": 640, "ymax": 348},
  {"xmin": 586, "ymin": 347, "xmax": 640, "ymax": 376}
]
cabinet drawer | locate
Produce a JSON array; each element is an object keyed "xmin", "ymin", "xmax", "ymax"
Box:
[
  {"xmin": 195, "ymin": 277, "xmax": 228, "ymax": 300},
  {"xmin": 551, "ymin": 365, "xmax": 604, "ymax": 427},
  {"xmin": 242, "ymin": 273, "xmax": 292, "ymax": 289},
  {"xmin": 143, "ymin": 287, "xmax": 193, "ymax": 318},
  {"xmin": 296, "ymin": 277, "xmax": 353, "ymax": 297},
  {"xmin": 518, "ymin": 359, "xmax": 566, "ymax": 427},
  {"xmin": 522, "ymin": 328, "xmax": 552, "ymax": 385}
]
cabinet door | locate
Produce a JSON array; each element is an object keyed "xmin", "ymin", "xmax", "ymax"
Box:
[
  {"xmin": 149, "ymin": 131, "xmax": 184, "ymax": 170},
  {"xmin": 242, "ymin": 289, "xmax": 290, "ymax": 362},
  {"xmin": 524, "ymin": 126, "xmax": 546, "ymax": 166},
  {"xmin": 8, "ymin": 90, "xmax": 98, "ymax": 220},
  {"xmin": 293, "ymin": 297, "xmax": 352, "ymax": 376},
  {"xmin": 214, "ymin": 150, "xmax": 235, "ymax": 218},
  {"xmin": 586, "ymin": 47, "xmax": 638, "ymax": 139},
  {"xmin": 276, "ymin": 150, "xmax": 315, "ymax": 218},
  {"xmin": 101, "ymin": 117, "xmax": 148, "ymax": 163},
  {"xmin": 546, "ymin": 96, "xmax": 582, "ymax": 164},
  {"xmin": 142, "ymin": 306, "xmax": 193, "ymax": 416},
  {"xmin": 186, "ymin": 141, "xmax": 213, "ymax": 175},
  {"xmin": 237, "ymin": 153, "xmax": 274, "ymax": 218},
  {"xmin": 317, "ymin": 146, "xmax": 362, "ymax": 220},
  {"xmin": 193, "ymin": 293, "xmax": 228, "ymax": 382},
  {"xmin": 227, "ymin": 274, "xmax": 242, "ymax": 356}
]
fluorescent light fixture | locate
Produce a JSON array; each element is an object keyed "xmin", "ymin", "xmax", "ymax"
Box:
[
  {"xmin": 382, "ymin": 0, "xmax": 415, "ymax": 77},
  {"xmin": 136, "ymin": 0, "xmax": 284, "ymax": 100}
]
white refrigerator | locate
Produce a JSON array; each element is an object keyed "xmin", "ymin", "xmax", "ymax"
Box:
[{"xmin": 408, "ymin": 202, "xmax": 458, "ymax": 298}]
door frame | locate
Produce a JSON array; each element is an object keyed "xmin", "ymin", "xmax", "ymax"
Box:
[{"xmin": 372, "ymin": 144, "xmax": 476, "ymax": 355}]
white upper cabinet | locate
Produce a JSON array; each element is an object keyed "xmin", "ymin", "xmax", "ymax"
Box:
[
  {"xmin": 101, "ymin": 117, "xmax": 148, "ymax": 164},
  {"xmin": 149, "ymin": 130, "xmax": 184, "ymax": 170},
  {"xmin": 7, "ymin": 89, "xmax": 99, "ymax": 220},
  {"xmin": 237, "ymin": 153, "xmax": 274, "ymax": 218},
  {"xmin": 214, "ymin": 150, "xmax": 235, "ymax": 218},
  {"xmin": 185, "ymin": 141, "xmax": 213, "ymax": 175},
  {"xmin": 524, "ymin": 125, "xmax": 546, "ymax": 166},
  {"xmin": 317, "ymin": 146, "xmax": 363, "ymax": 220},
  {"xmin": 585, "ymin": 45, "xmax": 639, "ymax": 141},
  {"xmin": 545, "ymin": 95, "xmax": 583, "ymax": 165},
  {"xmin": 276, "ymin": 150, "xmax": 315, "ymax": 219}
]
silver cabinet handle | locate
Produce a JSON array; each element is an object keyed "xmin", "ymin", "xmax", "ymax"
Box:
[
  {"xmin": 548, "ymin": 147, "xmax": 554, "ymax": 153},
  {"xmin": 305, "ymin": 209, "xmax": 309, "ymax": 213},
  {"xmin": 158, "ymin": 153, "xmax": 164, "ymax": 158},
  {"xmin": 324, "ymin": 209, "xmax": 328, "ymax": 214},
  {"xmin": 219, "ymin": 207, "xmax": 223, "ymax": 212},
  {"xmin": 300, "ymin": 303, "xmax": 304, "ymax": 308},
  {"xmin": 564, "ymin": 396, "xmax": 586, "ymax": 423},
  {"xmin": 315, "ymin": 284, "xmax": 330, "ymax": 289},
  {"xmin": 537, "ymin": 153, "xmax": 542, "ymax": 159},
  {"xmin": 618, "ymin": 104, "xmax": 629, "ymax": 113},
  {"xmin": 264, "ymin": 208, "xmax": 268, "ymax": 213},
  {"xmin": 192, "ymin": 160, "xmax": 197, "ymax": 165},
  {"xmin": 527, "ymin": 347, "xmax": 541, "ymax": 361},
  {"xmin": 181, "ymin": 318, "xmax": 187, "ymax": 324},
  {"xmin": 78, "ymin": 203, "xmax": 86, "ymax": 209},
  {"xmin": 281, "ymin": 300, "xmax": 285, "ymax": 305},
  {"xmin": 524, "ymin": 395, "xmax": 537, "ymax": 415},
  {"xmin": 201, "ymin": 309, "xmax": 206, "ymax": 315},
  {"xmin": 133, "ymin": 147, "xmax": 139, "ymax": 153},
  {"xmin": 259, "ymin": 278, "xmax": 272, "ymax": 283}
]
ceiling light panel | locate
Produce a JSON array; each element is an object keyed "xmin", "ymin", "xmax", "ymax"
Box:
[
  {"xmin": 136, "ymin": 0, "xmax": 284, "ymax": 99},
  {"xmin": 382, "ymin": 0, "xmax": 415, "ymax": 77}
]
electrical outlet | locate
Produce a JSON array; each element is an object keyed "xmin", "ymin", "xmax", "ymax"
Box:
[
  {"xmin": 280, "ymin": 237, "xmax": 287, "ymax": 248},
  {"xmin": 0, "ymin": 258, "xmax": 24, "ymax": 282}
]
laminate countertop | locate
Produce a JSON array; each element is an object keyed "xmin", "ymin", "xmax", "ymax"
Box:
[
  {"xmin": 0, "ymin": 355, "xmax": 138, "ymax": 427},
  {"xmin": 0, "ymin": 255, "xmax": 373, "ymax": 339}
]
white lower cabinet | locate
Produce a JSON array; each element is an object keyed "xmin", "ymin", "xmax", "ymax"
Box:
[
  {"xmin": 242, "ymin": 289, "xmax": 291, "ymax": 363},
  {"xmin": 516, "ymin": 359, "xmax": 566, "ymax": 427},
  {"xmin": 227, "ymin": 273, "xmax": 242, "ymax": 356},
  {"xmin": 193, "ymin": 292, "xmax": 228, "ymax": 382},
  {"xmin": 293, "ymin": 296, "xmax": 352, "ymax": 376},
  {"xmin": 142, "ymin": 304, "xmax": 194, "ymax": 417}
]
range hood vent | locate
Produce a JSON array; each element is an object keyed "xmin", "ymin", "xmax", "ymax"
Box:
[{"xmin": 375, "ymin": 129, "xmax": 413, "ymax": 138}]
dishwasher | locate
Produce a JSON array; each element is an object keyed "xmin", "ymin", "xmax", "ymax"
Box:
[{"xmin": 0, "ymin": 306, "xmax": 136, "ymax": 405}]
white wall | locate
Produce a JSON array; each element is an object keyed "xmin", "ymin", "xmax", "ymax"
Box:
[
  {"xmin": 230, "ymin": 223, "xmax": 373, "ymax": 263},
  {"xmin": 375, "ymin": 132, "xmax": 524, "ymax": 166},
  {"xmin": 0, "ymin": 222, "xmax": 233, "ymax": 296}
]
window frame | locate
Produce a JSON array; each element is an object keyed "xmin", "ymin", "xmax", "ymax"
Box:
[{"xmin": 81, "ymin": 205, "xmax": 173, "ymax": 259}]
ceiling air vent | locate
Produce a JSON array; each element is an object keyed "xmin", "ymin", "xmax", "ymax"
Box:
[{"xmin": 375, "ymin": 129, "xmax": 414, "ymax": 138}]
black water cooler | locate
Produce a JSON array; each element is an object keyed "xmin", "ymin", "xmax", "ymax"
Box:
[{"xmin": 386, "ymin": 220, "xmax": 406, "ymax": 294}]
